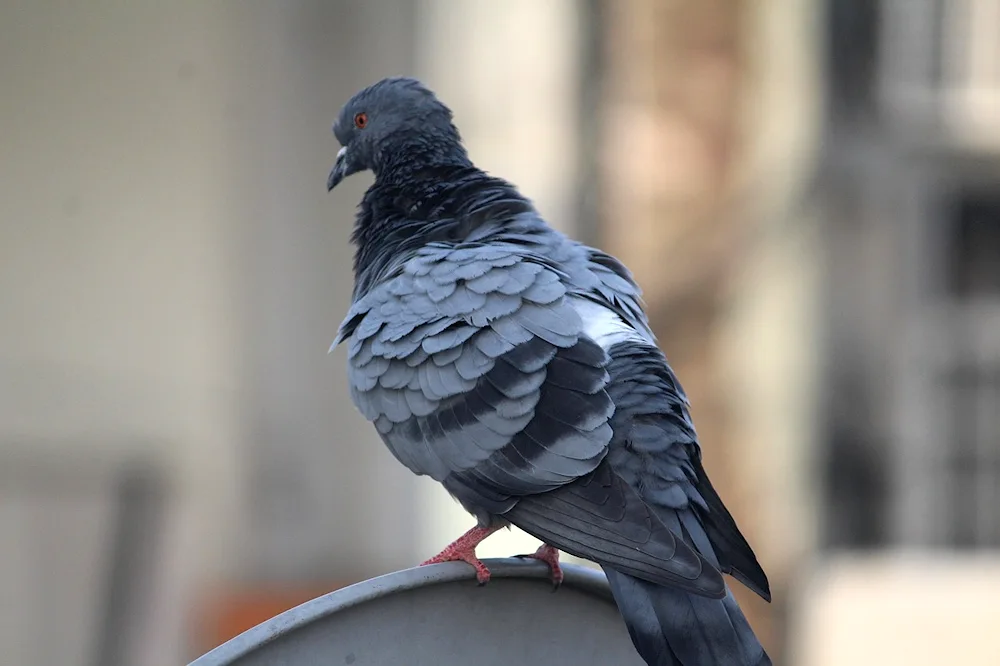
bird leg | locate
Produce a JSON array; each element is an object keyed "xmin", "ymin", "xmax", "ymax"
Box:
[
  {"xmin": 420, "ymin": 525, "xmax": 502, "ymax": 585},
  {"xmin": 515, "ymin": 543, "xmax": 564, "ymax": 590}
]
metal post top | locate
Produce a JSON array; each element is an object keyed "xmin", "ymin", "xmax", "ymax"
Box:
[{"xmin": 189, "ymin": 558, "xmax": 640, "ymax": 666}]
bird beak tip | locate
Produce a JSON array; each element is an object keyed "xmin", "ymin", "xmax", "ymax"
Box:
[{"xmin": 327, "ymin": 146, "xmax": 349, "ymax": 192}]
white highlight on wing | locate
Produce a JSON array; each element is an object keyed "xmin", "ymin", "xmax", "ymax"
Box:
[{"xmin": 572, "ymin": 297, "xmax": 648, "ymax": 350}]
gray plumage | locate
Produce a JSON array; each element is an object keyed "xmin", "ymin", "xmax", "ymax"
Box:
[{"xmin": 327, "ymin": 77, "xmax": 771, "ymax": 666}]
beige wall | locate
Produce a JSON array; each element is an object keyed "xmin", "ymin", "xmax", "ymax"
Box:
[
  {"xmin": 792, "ymin": 554, "xmax": 1000, "ymax": 665},
  {"xmin": 0, "ymin": 2, "xmax": 422, "ymax": 664},
  {"xmin": 1, "ymin": 4, "xmax": 247, "ymax": 664}
]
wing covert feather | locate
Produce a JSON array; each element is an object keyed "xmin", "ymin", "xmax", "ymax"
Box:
[{"xmin": 337, "ymin": 242, "xmax": 615, "ymax": 508}]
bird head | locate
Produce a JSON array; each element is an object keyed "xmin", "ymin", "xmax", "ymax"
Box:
[{"xmin": 327, "ymin": 77, "xmax": 468, "ymax": 191}]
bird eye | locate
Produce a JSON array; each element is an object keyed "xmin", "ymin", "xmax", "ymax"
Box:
[{"xmin": 353, "ymin": 112, "xmax": 368, "ymax": 129}]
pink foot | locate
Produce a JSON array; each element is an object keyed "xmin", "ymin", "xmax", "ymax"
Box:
[
  {"xmin": 420, "ymin": 525, "xmax": 501, "ymax": 585},
  {"xmin": 516, "ymin": 544, "xmax": 564, "ymax": 590}
]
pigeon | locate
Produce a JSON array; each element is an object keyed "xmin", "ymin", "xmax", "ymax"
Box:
[{"xmin": 327, "ymin": 77, "xmax": 771, "ymax": 666}]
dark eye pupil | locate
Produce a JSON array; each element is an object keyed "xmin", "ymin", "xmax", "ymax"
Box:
[{"xmin": 355, "ymin": 113, "xmax": 367, "ymax": 128}]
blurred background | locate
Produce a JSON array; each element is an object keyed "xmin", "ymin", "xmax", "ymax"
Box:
[{"xmin": 1, "ymin": 1, "xmax": 998, "ymax": 664}]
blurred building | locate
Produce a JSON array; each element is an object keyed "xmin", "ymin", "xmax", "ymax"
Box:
[
  {"xmin": 1, "ymin": 2, "xmax": 997, "ymax": 666},
  {"xmin": 797, "ymin": 0, "xmax": 1000, "ymax": 663}
]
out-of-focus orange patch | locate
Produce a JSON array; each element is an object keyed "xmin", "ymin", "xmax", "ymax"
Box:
[{"xmin": 193, "ymin": 582, "xmax": 348, "ymax": 654}]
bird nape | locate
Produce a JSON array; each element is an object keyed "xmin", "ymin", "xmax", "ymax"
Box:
[{"xmin": 326, "ymin": 76, "xmax": 772, "ymax": 666}]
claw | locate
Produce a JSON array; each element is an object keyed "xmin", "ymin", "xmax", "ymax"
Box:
[
  {"xmin": 515, "ymin": 544, "xmax": 564, "ymax": 590},
  {"xmin": 420, "ymin": 525, "xmax": 501, "ymax": 585}
]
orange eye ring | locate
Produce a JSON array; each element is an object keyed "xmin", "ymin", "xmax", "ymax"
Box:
[{"xmin": 353, "ymin": 112, "xmax": 368, "ymax": 129}]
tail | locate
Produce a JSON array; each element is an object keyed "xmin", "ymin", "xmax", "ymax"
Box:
[{"xmin": 603, "ymin": 567, "xmax": 771, "ymax": 666}]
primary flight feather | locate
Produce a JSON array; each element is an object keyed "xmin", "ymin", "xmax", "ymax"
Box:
[{"xmin": 327, "ymin": 76, "xmax": 771, "ymax": 666}]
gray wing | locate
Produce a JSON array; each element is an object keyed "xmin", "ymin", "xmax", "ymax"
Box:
[
  {"xmin": 335, "ymin": 242, "xmax": 614, "ymax": 516},
  {"xmin": 580, "ymin": 247, "xmax": 654, "ymax": 339},
  {"xmin": 549, "ymin": 244, "xmax": 768, "ymax": 600},
  {"xmin": 336, "ymin": 237, "xmax": 731, "ymax": 598},
  {"xmin": 603, "ymin": 341, "xmax": 771, "ymax": 602},
  {"xmin": 491, "ymin": 246, "xmax": 727, "ymax": 598}
]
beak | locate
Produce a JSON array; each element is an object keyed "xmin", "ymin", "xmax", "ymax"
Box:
[{"xmin": 327, "ymin": 146, "xmax": 349, "ymax": 191}]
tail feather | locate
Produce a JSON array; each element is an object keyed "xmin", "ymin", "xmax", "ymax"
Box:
[
  {"xmin": 603, "ymin": 566, "xmax": 771, "ymax": 666},
  {"xmin": 689, "ymin": 458, "xmax": 771, "ymax": 602}
]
